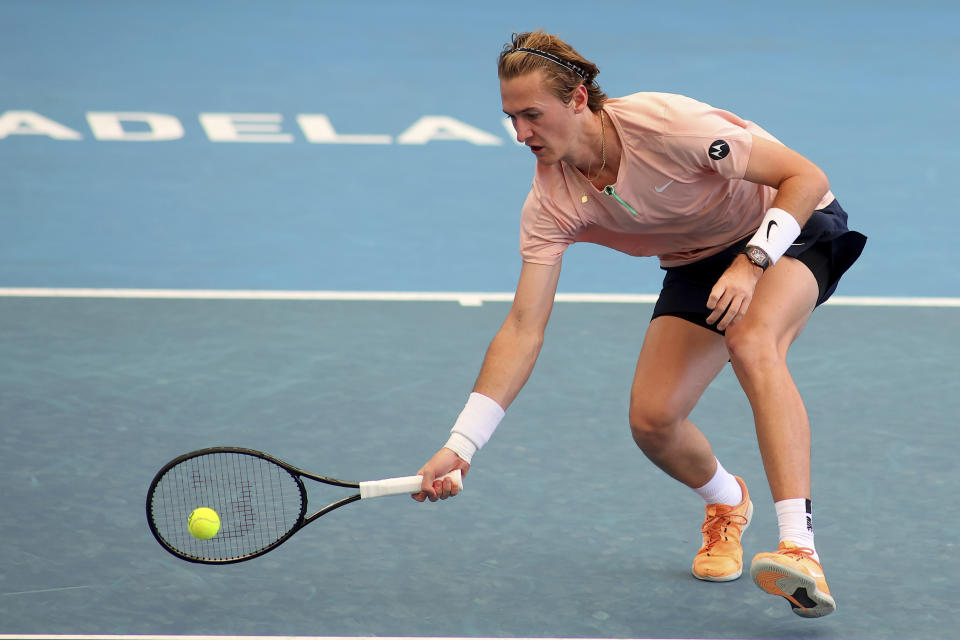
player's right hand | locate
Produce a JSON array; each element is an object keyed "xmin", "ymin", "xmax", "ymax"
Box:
[{"xmin": 413, "ymin": 447, "xmax": 470, "ymax": 502}]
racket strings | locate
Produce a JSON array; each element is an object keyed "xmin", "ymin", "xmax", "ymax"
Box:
[{"xmin": 149, "ymin": 451, "xmax": 304, "ymax": 562}]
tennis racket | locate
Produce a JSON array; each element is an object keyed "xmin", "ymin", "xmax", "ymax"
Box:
[{"xmin": 146, "ymin": 446, "xmax": 461, "ymax": 564}]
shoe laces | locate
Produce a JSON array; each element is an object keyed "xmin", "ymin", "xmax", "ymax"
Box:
[
  {"xmin": 779, "ymin": 544, "xmax": 817, "ymax": 561},
  {"xmin": 701, "ymin": 505, "xmax": 748, "ymax": 549}
]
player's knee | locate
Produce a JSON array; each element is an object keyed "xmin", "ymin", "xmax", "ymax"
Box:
[
  {"xmin": 629, "ymin": 399, "xmax": 683, "ymax": 453},
  {"xmin": 724, "ymin": 324, "xmax": 782, "ymax": 374}
]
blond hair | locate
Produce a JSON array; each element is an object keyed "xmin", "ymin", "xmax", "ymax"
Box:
[{"xmin": 497, "ymin": 31, "xmax": 607, "ymax": 112}]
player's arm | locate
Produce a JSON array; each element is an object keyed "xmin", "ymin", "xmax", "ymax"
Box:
[
  {"xmin": 414, "ymin": 260, "xmax": 562, "ymax": 501},
  {"xmin": 706, "ymin": 135, "xmax": 830, "ymax": 330},
  {"xmin": 474, "ymin": 259, "xmax": 563, "ymax": 407},
  {"xmin": 742, "ymin": 134, "xmax": 830, "ymax": 225}
]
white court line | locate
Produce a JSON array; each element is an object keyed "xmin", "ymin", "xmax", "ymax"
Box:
[
  {"xmin": 2, "ymin": 586, "xmax": 91, "ymax": 596},
  {"xmin": 0, "ymin": 637, "xmax": 710, "ymax": 640},
  {"xmin": 0, "ymin": 288, "xmax": 514, "ymax": 307},
  {"xmin": 0, "ymin": 287, "xmax": 958, "ymax": 308}
]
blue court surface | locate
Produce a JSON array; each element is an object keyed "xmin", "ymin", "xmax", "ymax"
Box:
[{"xmin": 1, "ymin": 2, "xmax": 958, "ymax": 640}]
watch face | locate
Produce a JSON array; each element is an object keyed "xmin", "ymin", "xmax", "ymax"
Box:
[{"xmin": 746, "ymin": 246, "xmax": 769, "ymax": 268}]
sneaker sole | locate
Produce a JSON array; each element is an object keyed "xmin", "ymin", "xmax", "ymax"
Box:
[
  {"xmin": 750, "ymin": 558, "xmax": 837, "ymax": 618},
  {"xmin": 691, "ymin": 500, "xmax": 754, "ymax": 582}
]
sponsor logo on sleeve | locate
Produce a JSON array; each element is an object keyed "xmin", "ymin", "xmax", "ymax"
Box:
[{"xmin": 708, "ymin": 139, "xmax": 730, "ymax": 160}]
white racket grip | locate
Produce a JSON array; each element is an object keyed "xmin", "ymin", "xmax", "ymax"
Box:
[{"xmin": 359, "ymin": 469, "xmax": 462, "ymax": 499}]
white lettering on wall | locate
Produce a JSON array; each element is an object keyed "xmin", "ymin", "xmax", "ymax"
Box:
[
  {"xmin": 296, "ymin": 114, "xmax": 391, "ymax": 144},
  {"xmin": 0, "ymin": 111, "xmax": 509, "ymax": 146},
  {"xmin": 0, "ymin": 111, "xmax": 83, "ymax": 140},
  {"xmin": 87, "ymin": 112, "xmax": 185, "ymax": 141},
  {"xmin": 198, "ymin": 113, "xmax": 294, "ymax": 143},
  {"xmin": 397, "ymin": 116, "xmax": 502, "ymax": 146}
]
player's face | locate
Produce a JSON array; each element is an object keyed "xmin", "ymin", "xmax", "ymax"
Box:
[{"xmin": 501, "ymin": 71, "xmax": 578, "ymax": 166}]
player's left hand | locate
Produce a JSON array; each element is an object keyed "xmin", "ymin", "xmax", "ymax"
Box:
[{"xmin": 706, "ymin": 254, "xmax": 764, "ymax": 331}]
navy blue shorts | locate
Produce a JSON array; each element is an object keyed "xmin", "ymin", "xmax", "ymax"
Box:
[{"xmin": 651, "ymin": 199, "xmax": 867, "ymax": 334}]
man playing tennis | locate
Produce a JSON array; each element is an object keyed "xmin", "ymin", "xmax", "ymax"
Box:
[{"xmin": 414, "ymin": 31, "xmax": 865, "ymax": 619}]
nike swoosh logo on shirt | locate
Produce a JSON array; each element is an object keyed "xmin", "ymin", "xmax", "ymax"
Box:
[{"xmin": 654, "ymin": 179, "xmax": 674, "ymax": 193}]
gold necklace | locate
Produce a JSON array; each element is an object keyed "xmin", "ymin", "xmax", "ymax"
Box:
[{"xmin": 586, "ymin": 110, "xmax": 606, "ymax": 182}]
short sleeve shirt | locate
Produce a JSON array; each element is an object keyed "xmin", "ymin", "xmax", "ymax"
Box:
[{"xmin": 518, "ymin": 92, "xmax": 834, "ymax": 267}]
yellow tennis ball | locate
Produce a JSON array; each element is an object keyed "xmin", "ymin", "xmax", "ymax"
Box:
[{"xmin": 188, "ymin": 507, "xmax": 220, "ymax": 540}]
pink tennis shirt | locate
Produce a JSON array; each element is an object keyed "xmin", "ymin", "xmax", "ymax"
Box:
[{"xmin": 519, "ymin": 92, "xmax": 834, "ymax": 267}]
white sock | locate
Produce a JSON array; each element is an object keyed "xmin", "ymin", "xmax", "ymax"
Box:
[
  {"xmin": 775, "ymin": 498, "xmax": 818, "ymax": 560},
  {"xmin": 693, "ymin": 459, "xmax": 742, "ymax": 506}
]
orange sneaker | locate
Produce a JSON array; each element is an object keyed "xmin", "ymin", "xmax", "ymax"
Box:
[
  {"xmin": 691, "ymin": 476, "xmax": 753, "ymax": 582},
  {"xmin": 750, "ymin": 542, "xmax": 836, "ymax": 618}
]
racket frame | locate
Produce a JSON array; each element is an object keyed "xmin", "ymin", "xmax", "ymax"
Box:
[{"xmin": 147, "ymin": 446, "xmax": 368, "ymax": 564}]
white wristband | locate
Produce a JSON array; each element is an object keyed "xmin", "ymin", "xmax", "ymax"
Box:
[
  {"xmin": 746, "ymin": 207, "xmax": 802, "ymax": 265},
  {"xmin": 444, "ymin": 432, "xmax": 478, "ymax": 464},
  {"xmin": 443, "ymin": 392, "xmax": 505, "ymax": 464}
]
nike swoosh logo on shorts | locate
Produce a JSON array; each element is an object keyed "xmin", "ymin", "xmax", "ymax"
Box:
[{"xmin": 654, "ymin": 179, "xmax": 674, "ymax": 193}]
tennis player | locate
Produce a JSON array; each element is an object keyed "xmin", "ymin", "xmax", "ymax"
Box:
[{"xmin": 414, "ymin": 31, "xmax": 865, "ymax": 619}]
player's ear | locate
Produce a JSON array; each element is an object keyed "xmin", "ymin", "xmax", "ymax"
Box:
[{"xmin": 572, "ymin": 83, "xmax": 590, "ymax": 114}]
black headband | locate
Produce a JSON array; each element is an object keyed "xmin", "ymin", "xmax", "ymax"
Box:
[{"xmin": 513, "ymin": 47, "xmax": 587, "ymax": 79}]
